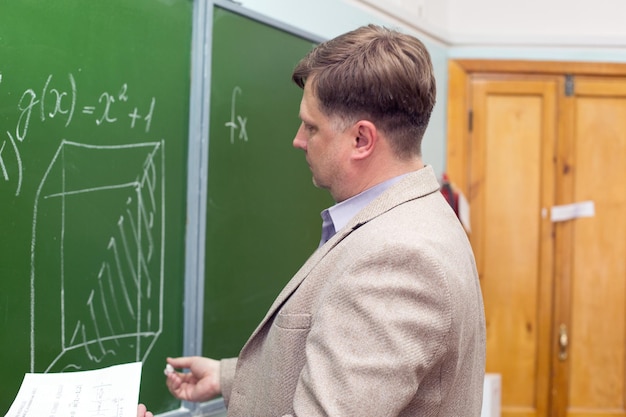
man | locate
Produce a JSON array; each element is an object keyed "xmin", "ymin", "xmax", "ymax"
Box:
[{"xmin": 139, "ymin": 24, "xmax": 485, "ymax": 417}]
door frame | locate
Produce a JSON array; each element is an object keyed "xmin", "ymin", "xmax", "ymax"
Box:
[{"xmin": 447, "ymin": 59, "xmax": 626, "ymax": 198}]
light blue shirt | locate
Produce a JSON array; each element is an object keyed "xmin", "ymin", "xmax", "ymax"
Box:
[{"xmin": 318, "ymin": 173, "xmax": 410, "ymax": 247}]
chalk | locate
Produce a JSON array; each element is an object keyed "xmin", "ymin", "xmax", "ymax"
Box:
[{"xmin": 164, "ymin": 363, "xmax": 174, "ymax": 376}]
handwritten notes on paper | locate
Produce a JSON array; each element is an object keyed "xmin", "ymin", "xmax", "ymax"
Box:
[{"xmin": 5, "ymin": 362, "xmax": 142, "ymax": 417}]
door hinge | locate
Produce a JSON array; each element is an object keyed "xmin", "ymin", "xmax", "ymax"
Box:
[
  {"xmin": 565, "ymin": 74, "xmax": 575, "ymax": 97},
  {"xmin": 468, "ymin": 109, "xmax": 473, "ymax": 132}
]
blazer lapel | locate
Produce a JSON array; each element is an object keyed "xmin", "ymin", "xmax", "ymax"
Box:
[
  {"xmin": 243, "ymin": 230, "xmax": 340, "ymax": 344},
  {"xmin": 242, "ymin": 166, "xmax": 441, "ymax": 345}
]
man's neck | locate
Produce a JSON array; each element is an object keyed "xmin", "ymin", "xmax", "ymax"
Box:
[{"xmin": 335, "ymin": 157, "xmax": 424, "ymax": 203}]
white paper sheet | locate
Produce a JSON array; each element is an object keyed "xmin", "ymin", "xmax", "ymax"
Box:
[{"xmin": 5, "ymin": 362, "xmax": 142, "ymax": 417}]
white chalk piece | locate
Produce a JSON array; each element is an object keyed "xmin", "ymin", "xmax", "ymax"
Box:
[{"xmin": 164, "ymin": 363, "xmax": 174, "ymax": 376}]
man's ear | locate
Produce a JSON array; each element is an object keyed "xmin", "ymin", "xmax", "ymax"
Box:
[{"xmin": 352, "ymin": 120, "xmax": 377, "ymax": 160}]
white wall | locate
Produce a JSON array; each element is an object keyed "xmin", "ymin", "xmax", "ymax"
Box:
[
  {"xmin": 442, "ymin": 0, "xmax": 626, "ymax": 47},
  {"xmin": 358, "ymin": 0, "xmax": 626, "ymax": 47}
]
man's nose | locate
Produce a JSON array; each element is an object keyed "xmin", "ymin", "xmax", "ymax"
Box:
[{"xmin": 292, "ymin": 125, "xmax": 307, "ymax": 150}]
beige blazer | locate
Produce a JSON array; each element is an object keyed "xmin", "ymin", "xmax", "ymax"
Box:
[{"xmin": 220, "ymin": 166, "xmax": 486, "ymax": 417}]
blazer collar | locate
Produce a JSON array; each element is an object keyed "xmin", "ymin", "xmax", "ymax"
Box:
[{"xmin": 346, "ymin": 165, "xmax": 440, "ymax": 233}]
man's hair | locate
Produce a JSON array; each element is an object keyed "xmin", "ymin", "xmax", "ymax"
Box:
[{"xmin": 292, "ymin": 24, "xmax": 436, "ymax": 158}]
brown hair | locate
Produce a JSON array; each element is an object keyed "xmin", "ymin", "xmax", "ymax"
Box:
[{"xmin": 292, "ymin": 24, "xmax": 436, "ymax": 158}]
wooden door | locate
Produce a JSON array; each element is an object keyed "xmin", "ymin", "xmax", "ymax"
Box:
[
  {"xmin": 554, "ymin": 76, "xmax": 626, "ymax": 417},
  {"xmin": 468, "ymin": 75, "xmax": 559, "ymax": 417},
  {"xmin": 447, "ymin": 61, "xmax": 626, "ymax": 417}
]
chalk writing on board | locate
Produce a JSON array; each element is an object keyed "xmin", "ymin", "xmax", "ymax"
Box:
[
  {"xmin": 29, "ymin": 140, "xmax": 165, "ymax": 373},
  {"xmin": 225, "ymin": 86, "xmax": 249, "ymax": 144},
  {"xmin": 1, "ymin": 131, "xmax": 23, "ymax": 195},
  {"xmin": 16, "ymin": 73, "xmax": 155, "ymax": 141},
  {"xmin": 0, "ymin": 72, "xmax": 157, "ymax": 197}
]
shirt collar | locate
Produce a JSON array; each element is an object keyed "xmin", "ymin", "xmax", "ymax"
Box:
[{"xmin": 321, "ymin": 173, "xmax": 410, "ymax": 243}]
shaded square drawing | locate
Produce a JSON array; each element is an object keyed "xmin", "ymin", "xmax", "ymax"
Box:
[{"xmin": 29, "ymin": 140, "xmax": 165, "ymax": 372}]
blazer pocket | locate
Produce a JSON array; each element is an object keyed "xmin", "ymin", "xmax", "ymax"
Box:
[{"xmin": 274, "ymin": 312, "xmax": 312, "ymax": 330}]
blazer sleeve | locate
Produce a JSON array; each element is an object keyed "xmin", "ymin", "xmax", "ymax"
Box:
[
  {"xmin": 291, "ymin": 241, "xmax": 453, "ymax": 416},
  {"xmin": 220, "ymin": 357, "xmax": 238, "ymax": 406}
]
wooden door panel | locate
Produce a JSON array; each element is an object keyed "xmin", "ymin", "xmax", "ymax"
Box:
[
  {"xmin": 470, "ymin": 77, "xmax": 558, "ymax": 417},
  {"xmin": 564, "ymin": 78, "xmax": 626, "ymax": 417}
]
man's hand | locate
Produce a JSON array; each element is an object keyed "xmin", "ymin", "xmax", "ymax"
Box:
[
  {"xmin": 137, "ymin": 404, "xmax": 153, "ymax": 417},
  {"xmin": 165, "ymin": 356, "xmax": 222, "ymax": 402}
]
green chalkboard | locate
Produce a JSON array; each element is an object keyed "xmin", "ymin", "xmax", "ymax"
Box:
[
  {"xmin": 203, "ymin": 7, "xmax": 332, "ymax": 359},
  {"xmin": 0, "ymin": 1, "xmax": 191, "ymax": 414}
]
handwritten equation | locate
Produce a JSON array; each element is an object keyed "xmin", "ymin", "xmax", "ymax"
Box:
[
  {"xmin": 0, "ymin": 72, "xmax": 157, "ymax": 197},
  {"xmin": 225, "ymin": 86, "xmax": 249, "ymax": 144}
]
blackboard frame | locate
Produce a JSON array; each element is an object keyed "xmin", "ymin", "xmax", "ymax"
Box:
[
  {"xmin": 0, "ymin": 0, "xmax": 324, "ymax": 416},
  {"xmin": 174, "ymin": 2, "xmax": 325, "ymax": 416}
]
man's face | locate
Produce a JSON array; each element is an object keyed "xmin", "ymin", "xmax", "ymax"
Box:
[{"xmin": 293, "ymin": 83, "xmax": 352, "ymax": 200}]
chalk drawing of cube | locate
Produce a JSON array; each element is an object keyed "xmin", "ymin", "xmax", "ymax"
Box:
[{"xmin": 30, "ymin": 140, "xmax": 165, "ymax": 373}]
